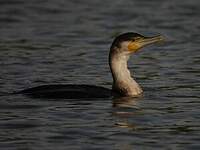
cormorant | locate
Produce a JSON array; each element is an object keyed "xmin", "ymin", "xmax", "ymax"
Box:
[{"xmin": 17, "ymin": 32, "xmax": 164, "ymax": 99}]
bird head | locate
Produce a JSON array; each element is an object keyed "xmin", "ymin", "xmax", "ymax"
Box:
[{"xmin": 110, "ymin": 32, "xmax": 164, "ymax": 55}]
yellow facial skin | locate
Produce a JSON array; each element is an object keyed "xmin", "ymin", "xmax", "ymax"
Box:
[
  {"xmin": 128, "ymin": 40, "xmax": 141, "ymax": 52},
  {"xmin": 128, "ymin": 35, "xmax": 164, "ymax": 52}
]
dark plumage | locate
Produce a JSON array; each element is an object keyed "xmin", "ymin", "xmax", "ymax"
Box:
[
  {"xmin": 111, "ymin": 32, "xmax": 144, "ymax": 48},
  {"xmin": 16, "ymin": 84, "xmax": 113, "ymax": 99}
]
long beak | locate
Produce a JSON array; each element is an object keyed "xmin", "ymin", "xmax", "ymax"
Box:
[
  {"xmin": 139, "ymin": 35, "xmax": 164, "ymax": 47},
  {"xmin": 128, "ymin": 35, "xmax": 165, "ymax": 52}
]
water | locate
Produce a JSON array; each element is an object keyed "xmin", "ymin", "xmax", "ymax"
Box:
[{"xmin": 0, "ymin": 0, "xmax": 200, "ymax": 149}]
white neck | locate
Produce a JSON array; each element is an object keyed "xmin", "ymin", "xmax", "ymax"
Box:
[{"xmin": 109, "ymin": 48, "xmax": 142, "ymax": 96}]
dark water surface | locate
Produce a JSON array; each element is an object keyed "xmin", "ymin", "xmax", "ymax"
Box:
[{"xmin": 0, "ymin": 0, "xmax": 200, "ymax": 149}]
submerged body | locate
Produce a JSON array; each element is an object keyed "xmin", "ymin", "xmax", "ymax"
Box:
[
  {"xmin": 18, "ymin": 84, "xmax": 113, "ymax": 98},
  {"xmin": 18, "ymin": 32, "xmax": 163, "ymax": 98}
]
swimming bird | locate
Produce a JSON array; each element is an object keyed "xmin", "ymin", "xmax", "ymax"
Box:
[{"xmin": 17, "ymin": 32, "xmax": 164, "ymax": 99}]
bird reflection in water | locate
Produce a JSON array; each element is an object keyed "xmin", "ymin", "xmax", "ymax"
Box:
[{"xmin": 112, "ymin": 96, "xmax": 143, "ymax": 129}]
